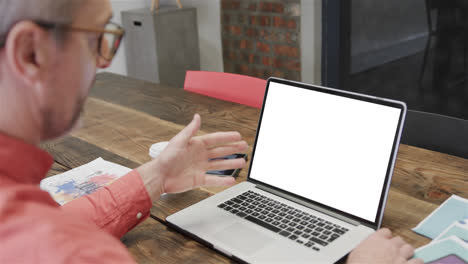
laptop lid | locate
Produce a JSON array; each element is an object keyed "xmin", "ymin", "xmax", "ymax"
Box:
[{"xmin": 247, "ymin": 78, "xmax": 406, "ymax": 229}]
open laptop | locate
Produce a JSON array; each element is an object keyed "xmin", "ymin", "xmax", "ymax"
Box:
[{"xmin": 167, "ymin": 78, "xmax": 407, "ymax": 263}]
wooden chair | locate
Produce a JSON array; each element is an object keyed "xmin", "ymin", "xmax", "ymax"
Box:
[
  {"xmin": 401, "ymin": 110, "xmax": 468, "ymax": 158},
  {"xmin": 183, "ymin": 71, "xmax": 267, "ymax": 108}
]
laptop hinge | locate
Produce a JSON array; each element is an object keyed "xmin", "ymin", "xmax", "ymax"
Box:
[{"xmin": 255, "ymin": 184, "xmax": 361, "ymax": 226}]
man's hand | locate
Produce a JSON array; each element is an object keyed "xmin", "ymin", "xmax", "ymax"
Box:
[
  {"xmin": 137, "ymin": 114, "xmax": 249, "ymax": 201},
  {"xmin": 347, "ymin": 228, "xmax": 423, "ymax": 264}
]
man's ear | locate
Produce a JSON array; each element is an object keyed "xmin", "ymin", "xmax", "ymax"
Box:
[{"xmin": 4, "ymin": 21, "xmax": 54, "ymax": 88}]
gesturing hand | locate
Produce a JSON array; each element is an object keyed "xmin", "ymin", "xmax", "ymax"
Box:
[
  {"xmin": 347, "ymin": 228, "xmax": 423, "ymax": 264},
  {"xmin": 137, "ymin": 114, "xmax": 249, "ymax": 201}
]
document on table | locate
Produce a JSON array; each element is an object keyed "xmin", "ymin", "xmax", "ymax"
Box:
[
  {"xmin": 412, "ymin": 195, "xmax": 468, "ymax": 263},
  {"xmin": 40, "ymin": 158, "xmax": 131, "ymax": 205},
  {"xmin": 414, "ymin": 236, "xmax": 468, "ymax": 264},
  {"xmin": 413, "ymin": 195, "xmax": 468, "ymax": 239}
]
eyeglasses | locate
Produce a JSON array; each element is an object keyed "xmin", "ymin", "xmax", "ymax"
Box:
[{"xmin": 0, "ymin": 21, "xmax": 125, "ymax": 62}]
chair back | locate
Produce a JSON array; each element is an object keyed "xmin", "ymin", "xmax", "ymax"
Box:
[
  {"xmin": 184, "ymin": 71, "xmax": 267, "ymax": 108},
  {"xmin": 401, "ymin": 110, "xmax": 468, "ymax": 158}
]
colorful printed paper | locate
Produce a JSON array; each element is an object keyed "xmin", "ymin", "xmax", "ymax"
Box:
[{"xmin": 40, "ymin": 158, "xmax": 131, "ymax": 205}]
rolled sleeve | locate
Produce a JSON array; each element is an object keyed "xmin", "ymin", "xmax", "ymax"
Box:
[{"xmin": 62, "ymin": 170, "xmax": 152, "ymax": 238}]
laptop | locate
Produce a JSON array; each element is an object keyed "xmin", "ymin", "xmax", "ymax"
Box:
[{"xmin": 167, "ymin": 78, "xmax": 407, "ymax": 263}]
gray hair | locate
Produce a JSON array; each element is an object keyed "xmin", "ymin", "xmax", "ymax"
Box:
[{"xmin": 0, "ymin": 0, "xmax": 86, "ymax": 44}]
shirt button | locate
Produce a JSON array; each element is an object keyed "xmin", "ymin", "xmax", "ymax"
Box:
[{"xmin": 136, "ymin": 212, "xmax": 142, "ymax": 219}]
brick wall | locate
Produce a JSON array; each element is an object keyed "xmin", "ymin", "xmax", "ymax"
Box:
[{"xmin": 221, "ymin": 0, "xmax": 301, "ymax": 81}]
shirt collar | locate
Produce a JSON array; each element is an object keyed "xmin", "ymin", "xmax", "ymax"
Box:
[{"xmin": 0, "ymin": 132, "xmax": 54, "ymax": 185}]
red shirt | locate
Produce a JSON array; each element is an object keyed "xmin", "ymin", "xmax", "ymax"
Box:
[{"xmin": 0, "ymin": 133, "xmax": 152, "ymax": 263}]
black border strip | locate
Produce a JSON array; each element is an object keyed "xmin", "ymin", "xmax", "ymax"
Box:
[{"xmin": 246, "ymin": 77, "xmax": 407, "ymax": 229}]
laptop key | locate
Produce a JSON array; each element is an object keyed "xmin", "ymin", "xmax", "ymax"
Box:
[
  {"xmin": 279, "ymin": 231, "xmax": 291, "ymax": 237},
  {"xmin": 244, "ymin": 215, "xmax": 281, "ymax": 233},
  {"xmin": 224, "ymin": 206, "xmax": 232, "ymax": 211},
  {"xmin": 279, "ymin": 224, "xmax": 288, "ymax": 229},
  {"xmin": 305, "ymin": 242, "xmax": 314, "ymax": 248},
  {"xmin": 286, "ymin": 227, "xmax": 295, "ymax": 232},
  {"xmin": 231, "ymin": 198, "xmax": 243, "ymax": 204},
  {"xmin": 218, "ymin": 204, "xmax": 226, "ymax": 208},
  {"xmin": 310, "ymin": 237, "xmax": 328, "ymax": 246},
  {"xmin": 252, "ymin": 212, "xmax": 260, "ymax": 217},
  {"xmin": 237, "ymin": 195, "xmax": 247, "ymax": 200},
  {"xmin": 237, "ymin": 212, "xmax": 247, "ymax": 218},
  {"xmin": 333, "ymin": 228, "xmax": 345, "ymax": 235},
  {"xmin": 272, "ymin": 221, "xmax": 281, "ymax": 226},
  {"xmin": 319, "ymin": 235, "xmax": 329, "ymax": 240},
  {"xmin": 289, "ymin": 235, "xmax": 298, "ymax": 240},
  {"xmin": 231, "ymin": 209, "xmax": 239, "ymax": 214},
  {"xmin": 312, "ymin": 247, "xmax": 320, "ymax": 251}
]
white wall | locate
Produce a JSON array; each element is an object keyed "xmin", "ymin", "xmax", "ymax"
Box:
[{"xmin": 105, "ymin": 0, "xmax": 223, "ymax": 76}]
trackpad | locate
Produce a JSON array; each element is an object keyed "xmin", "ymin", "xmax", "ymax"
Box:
[{"xmin": 213, "ymin": 222, "xmax": 272, "ymax": 256}]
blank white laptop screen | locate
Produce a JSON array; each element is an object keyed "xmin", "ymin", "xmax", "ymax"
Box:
[{"xmin": 250, "ymin": 82, "xmax": 402, "ymax": 222}]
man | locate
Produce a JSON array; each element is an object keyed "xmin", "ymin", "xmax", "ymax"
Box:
[{"xmin": 0, "ymin": 0, "xmax": 422, "ymax": 263}]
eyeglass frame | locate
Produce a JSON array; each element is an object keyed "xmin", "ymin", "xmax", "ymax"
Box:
[{"xmin": 0, "ymin": 20, "xmax": 125, "ymax": 61}]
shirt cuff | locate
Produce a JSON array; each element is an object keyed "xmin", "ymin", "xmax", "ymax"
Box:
[{"xmin": 101, "ymin": 170, "xmax": 152, "ymax": 233}]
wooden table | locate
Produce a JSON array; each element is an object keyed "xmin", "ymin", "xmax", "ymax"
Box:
[{"xmin": 42, "ymin": 73, "xmax": 468, "ymax": 263}]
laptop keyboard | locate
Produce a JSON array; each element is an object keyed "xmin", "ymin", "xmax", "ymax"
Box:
[{"xmin": 217, "ymin": 190, "xmax": 349, "ymax": 252}]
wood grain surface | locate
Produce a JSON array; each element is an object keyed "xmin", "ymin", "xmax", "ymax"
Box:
[{"xmin": 43, "ymin": 73, "xmax": 468, "ymax": 263}]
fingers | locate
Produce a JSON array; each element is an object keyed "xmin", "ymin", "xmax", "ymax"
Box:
[
  {"xmin": 207, "ymin": 141, "xmax": 248, "ymax": 159},
  {"xmin": 203, "ymin": 175, "xmax": 236, "ymax": 187},
  {"xmin": 408, "ymin": 258, "xmax": 424, "ymax": 264},
  {"xmin": 399, "ymin": 243, "xmax": 415, "ymax": 260},
  {"xmin": 172, "ymin": 114, "xmax": 201, "ymax": 145},
  {"xmin": 199, "ymin": 131, "xmax": 242, "ymax": 147},
  {"xmin": 376, "ymin": 228, "xmax": 392, "ymax": 239},
  {"xmin": 207, "ymin": 157, "xmax": 247, "ymax": 171},
  {"xmin": 391, "ymin": 236, "xmax": 406, "ymax": 248}
]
